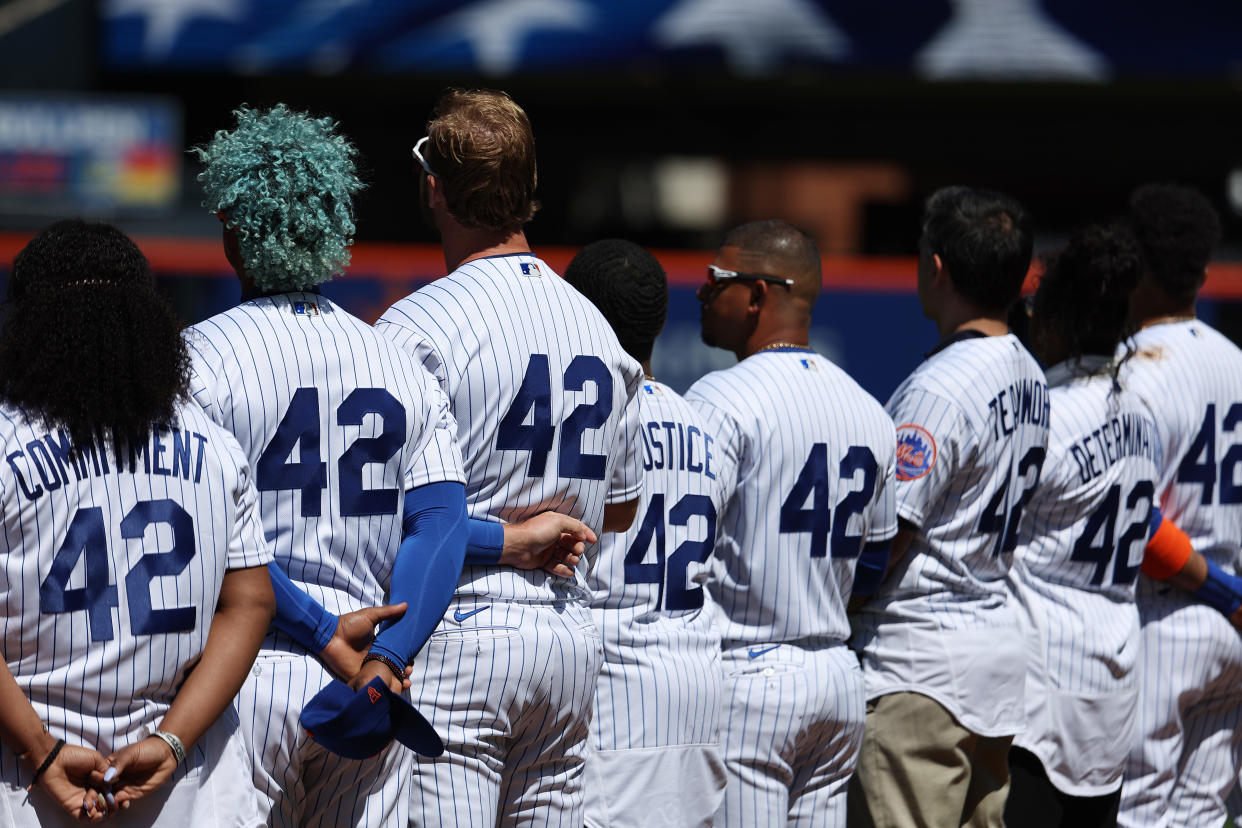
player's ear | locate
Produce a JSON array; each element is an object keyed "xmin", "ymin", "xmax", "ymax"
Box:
[
  {"xmin": 930, "ymin": 253, "xmax": 950, "ymax": 289},
  {"xmin": 426, "ymin": 175, "xmax": 445, "ymax": 209},
  {"xmin": 747, "ymin": 279, "xmax": 767, "ymax": 312}
]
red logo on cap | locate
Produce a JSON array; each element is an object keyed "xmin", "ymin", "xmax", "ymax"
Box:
[{"xmin": 368, "ymin": 687, "xmax": 382, "ymax": 704}]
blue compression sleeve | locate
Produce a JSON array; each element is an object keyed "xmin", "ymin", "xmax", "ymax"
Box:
[
  {"xmin": 464, "ymin": 518, "xmax": 504, "ymax": 565},
  {"xmin": 369, "ymin": 481, "xmax": 468, "ymax": 667},
  {"xmin": 1193, "ymin": 558, "xmax": 1242, "ymax": 617},
  {"xmin": 852, "ymin": 540, "xmax": 892, "ymax": 597},
  {"xmin": 268, "ymin": 562, "xmax": 338, "ymax": 653}
]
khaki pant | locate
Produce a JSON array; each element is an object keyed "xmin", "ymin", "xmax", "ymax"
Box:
[{"xmin": 847, "ymin": 692, "xmax": 1011, "ymax": 828}]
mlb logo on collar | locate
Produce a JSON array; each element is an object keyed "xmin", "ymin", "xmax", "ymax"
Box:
[
  {"xmin": 293, "ymin": 301, "xmax": 320, "ymax": 317},
  {"xmin": 520, "ymin": 262, "xmax": 542, "ymax": 278}
]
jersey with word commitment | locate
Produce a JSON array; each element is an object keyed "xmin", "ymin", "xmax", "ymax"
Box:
[
  {"xmin": 377, "ymin": 254, "xmax": 646, "ymax": 603},
  {"xmin": 185, "ymin": 293, "xmax": 465, "ymax": 622},
  {"xmin": 589, "ymin": 378, "xmax": 740, "ymax": 752},
  {"xmin": 685, "ymin": 348, "xmax": 897, "ymax": 646},
  {"xmin": 852, "ymin": 332, "xmax": 1050, "ymax": 737},
  {"xmin": 0, "ymin": 401, "xmax": 272, "ymax": 755},
  {"xmin": 1011, "ymin": 356, "xmax": 1161, "ymax": 794}
]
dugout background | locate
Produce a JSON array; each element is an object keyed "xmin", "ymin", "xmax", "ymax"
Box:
[{"xmin": 2, "ymin": 0, "xmax": 1242, "ymax": 401}]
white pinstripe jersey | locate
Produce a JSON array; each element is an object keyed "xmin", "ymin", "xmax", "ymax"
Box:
[
  {"xmin": 685, "ymin": 348, "xmax": 897, "ymax": 645},
  {"xmin": 1013, "ymin": 357, "xmax": 1160, "ymax": 658},
  {"xmin": 0, "ymin": 401, "xmax": 272, "ymax": 757},
  {"xmin": 589, "ymin": 378, "xmax": 740, "ymax": 751},
  {"xmin": 1009, "ymin": 357, "xmax": 1160, "ymax": 792},
  {"xmin": 184, "ymin": 292, "xmax": 465, "ymax": 622},
  {"xmin": 852, "ymin": 333, "xmax": 1049, "ymax": 736},
  {"xmin": 1120, "ymin": 320, "xmax": 1242, "ymax": 574},
  {"xmin": 376, "ymin": 254, "xmax": 646, "ymax": 603}
]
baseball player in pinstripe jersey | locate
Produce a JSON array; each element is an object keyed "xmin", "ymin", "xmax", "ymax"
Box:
[
  {"xmin": 849, "ymin": 187, "xmax": 1048, "ymax": 828},
  {"xmin": 562, "ymin": 239, "xmax": 738, "ymax": 828},
  {"xmin": 186, "ymin": 105, "xmax": 472, "ymax": 827},
  {"xmin": 0, "ymin": 220, "xmax": 275, "ymax": 826},
  {"xmin": 375, "ymin": 89, "xmax": 645, "ymax": 827},
  {"xmin": 1002, "ymin": 223, "xmax": 1157, "ymax": 826},
  {"xmin": 1117, "ymin": 184, "xmax": 1242, "ymax": 828},
  {"xmin": 683, "ymin": 220, "xmax": 897, "ymax": 828}
]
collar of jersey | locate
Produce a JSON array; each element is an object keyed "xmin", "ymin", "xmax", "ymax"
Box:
[
  {"xmin": 755, "ymin": 345, "xmax": 814, "ymax": 354},
  {"xmin": 924, "ymin": 328, "xmax": 989, "ymax": 359},
  {"xmin": 240, "ymin": 285, "xmax": 323, "ymax": 303},
  {"xmin": 464, "ymin": 252, "xmax": 536, "ymax": 263},
  {"xmin": 1044, "ymin": 354, "xmax": 1114, "ymax": 388}
]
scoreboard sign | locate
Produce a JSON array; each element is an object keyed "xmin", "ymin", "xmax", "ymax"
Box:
[{"xmin": 0, "ymin": 96, "xmax": 181, "ymax": 216}]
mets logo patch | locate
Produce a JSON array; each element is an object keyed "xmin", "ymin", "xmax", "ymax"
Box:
[{"xmin": 895, "ymin": 424, "xmax": 936, "ymax": 481}]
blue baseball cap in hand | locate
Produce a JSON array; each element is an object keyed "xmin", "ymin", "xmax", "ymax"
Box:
[{"xmin": 300, "ymin": 676, "xmax": 444, "ymax": 759}]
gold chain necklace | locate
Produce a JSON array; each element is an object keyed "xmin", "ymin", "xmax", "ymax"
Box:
[{"xmin": 756, "ymin": 341, "xmax": 810, "ymax": 353}]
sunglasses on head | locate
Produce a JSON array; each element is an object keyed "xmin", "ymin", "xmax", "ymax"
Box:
[
  {"xmin": 411, "ymin": 136, "xmax": 437, "ymax": 177},
  {"xmin": 706, "ymin": 264, "xmax": 794, "ymax": 288}
]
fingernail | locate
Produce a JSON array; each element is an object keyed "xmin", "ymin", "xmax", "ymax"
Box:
[
  {"xmin": 122, "ymin": 800, "xmax": 131, "ymax": 809},
  {"xmin": 105, "ymin": 792, "xmax": 115, "ymax": 807},
  {"xmin": 104, "ymin": 766, "xmax": 118, "ymax": 782},
  {"xmin": 83, "ymin": 794, "xmax": 91, "ymax": 811}
]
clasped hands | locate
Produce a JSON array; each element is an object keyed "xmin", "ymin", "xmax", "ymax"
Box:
[
  {"xmin": 26, "ymin": 729, "xmax": 182, "ymax": 822},
  {"xmin": 319, "ymin": 510, "xmax": 596, "ymax": 694}
]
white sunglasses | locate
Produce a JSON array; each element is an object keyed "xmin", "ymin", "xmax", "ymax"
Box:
[{"xmin": 411, "ymin": 136, "xmax": 437, "ymax": 177}]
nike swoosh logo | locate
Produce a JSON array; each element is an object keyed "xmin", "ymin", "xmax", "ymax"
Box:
[
  {"xmin": 453, "ymin": 606, "xmax": 490, "ymax": 623},
  {"xmin": 748, "ymin": 645, "xmax": 779, "ymax": 659}
]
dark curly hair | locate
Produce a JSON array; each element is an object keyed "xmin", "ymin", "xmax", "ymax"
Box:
[
  {"xmin": 921, "ymin": 186, "xmax": 1033, "ymax": 313},
  {"xmin": 1128, "ymin": 183, "xmax": 1220, "ymax": 302},
  {"xmin": 564, "ymin": 239, "xmax": 667, "ymax": 364},
  {"xmin": 1032, "ymin": 221, "xmax": 1142, "ymax": 362},
  {"xmin": 0, "ymin": 219, "xmax": 190, "ymax": 454}
]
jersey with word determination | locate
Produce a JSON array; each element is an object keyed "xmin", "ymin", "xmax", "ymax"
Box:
[
  {"xmin": 0, "ymin": 401, "xmax": 272, "ymax": 754},
  {"xmin": 1010, "ymin": 356, "xmax": 1161, "ymax": 793},
  {"xmin": 589, "ymin": 378, "xmax": 740, "ymax": 751},
  {"xmin": 852, "ymin": 333, "xmax": 1050, "ymax": 736},
  {"xmin": 1121, "ymin": 320, "xmax": 1242, "ymax": 575},
  {"xmin": 686, "ymin": 348, "xmax": 897, "ymax": 646},
  {"xmin": 377, "ymin": 254, "xmax": 645, "ymax": 603},
  {"xmin": 185, "ymin": 292, "xmax": 465, "ymax": 621}
]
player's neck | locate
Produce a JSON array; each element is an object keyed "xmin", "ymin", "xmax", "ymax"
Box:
[
  {"xmin": 940, "ymin": 316, "xmax": 1008, "ymax": 339},
  {"xmin": 934, "ymin": 296, "xmax": 1008, "ymax": 340},
  {"xmin": 1129, "ymin": 288, "xmax": 1196, "ymax": 329},
  {"xmin": 441, "ymin": 225, "xmax": 531, "ymax": 272},
  {"xmin": 741, "ymin": 329, "xmax": 810, "ymax": 360}
]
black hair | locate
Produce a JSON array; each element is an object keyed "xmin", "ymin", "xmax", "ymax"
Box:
[
  {"xmin": 921, "ymin": 186, "xmax": 1033, "ymax": 312},
  {"xmin": 0, "ymin": 219, "xmax": 190, "ymax": 454},
  {"xmin": 564, "ymin": 239, "xmax": 668, "ymax": 364},
  {"xmin": 722, "ymin": 219, "xmax": 821, "ymax": 303},
  {"xmin": 1032, "ymin": 221, "xmax": 1142, "ymax": 361},
  {"xmin": 1128, "ymin": 183, "xmax": 1220, "ymax": 302}
]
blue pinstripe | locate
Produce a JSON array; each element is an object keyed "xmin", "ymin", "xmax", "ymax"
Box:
[
  {"xmin": 685, "ymin": 349, "xmax": 896, "ymax": 827},
  {"xmin": 1118, "ymin": 320, "xmax": 1242, "ymax": 828},
  {"xmin": 378, "ymin": 255, "xmax": 644, "ymax": 827},
  {"xmin": 186, "ymin": 292, "xmax": 465, "ymax": 827}
]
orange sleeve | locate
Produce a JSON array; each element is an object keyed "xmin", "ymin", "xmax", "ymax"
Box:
[{"xmin": 1142, "ymin": 517, "xmax": 1193, "ymax": 581}]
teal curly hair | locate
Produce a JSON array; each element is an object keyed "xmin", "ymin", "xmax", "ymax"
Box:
[{"xmin": 193, "ymin": 104, "xmax": 364, "ymax": 292}]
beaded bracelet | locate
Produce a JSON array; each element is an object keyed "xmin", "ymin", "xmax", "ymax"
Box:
[{"xmin": 361, "ymin": 652, "xmax": 405, "ymax": 682}]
